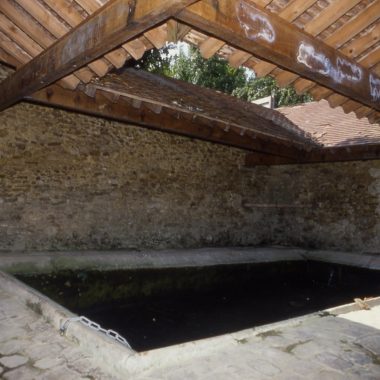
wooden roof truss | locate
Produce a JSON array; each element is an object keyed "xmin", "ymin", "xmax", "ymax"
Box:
[{"xmin": 0, "ymin": 0, "xmax": 380, "ymax": 166}]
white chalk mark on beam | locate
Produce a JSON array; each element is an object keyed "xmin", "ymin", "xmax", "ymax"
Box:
[
  {"xmin": 336, "ymin": 57, "xmax": 362, "ymax": 83},
  {"xmin": 237, "ymin": 0, "xmax": 275, "ymax": 44},
  {"xmin": 370, "ymin": 74, "xmax": 380, "ymax": 102},
  {"xmin": 297, "ymin": 43, "xmax": 331, "ymax": 76},
  {"xmin": 297, "ymin": 42, "xmax": 362, "ymax": 84}
]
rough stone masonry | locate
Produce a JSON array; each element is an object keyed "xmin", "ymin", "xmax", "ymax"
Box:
[{"xmin": 0, "ymin": 65, "xmax": 379, "ymax": 253}]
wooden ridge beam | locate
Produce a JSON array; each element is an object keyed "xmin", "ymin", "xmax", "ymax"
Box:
[
  {"xmin": 245, "ymin": 144, "xmax": 380, "ymax": 166},
  {"xmin": 0, "ymin": 0, "xmax": 198, "ymax": 111},
  {"xmin": 26, "ymin": 84, "xmax": 307, "ymax": 159},
  {"xmin": 176, "ymin": 0, "xmax": 380, "ymax": 111}
]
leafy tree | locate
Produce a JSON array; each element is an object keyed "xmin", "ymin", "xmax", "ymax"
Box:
[
  {"xmin": 171, "ymin": 46, "xmax": 247, "ymax": 94},
  {"xmin": 136, "ymin": 43, "xmax": 312, "ymax": 107},
  {"xmin": 134, "ymin": 45, "xmax": 173, "ymax": 76},
  {"xmin": 233, "ymin": 76, "xmax": 313, "ymax": 107}
]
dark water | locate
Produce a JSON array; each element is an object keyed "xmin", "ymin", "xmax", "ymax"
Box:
[{"xmin": 16, "ymin": 261, "xmax": 380, "ymax": 351}]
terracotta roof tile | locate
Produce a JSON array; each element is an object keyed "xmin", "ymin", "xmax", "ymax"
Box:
[
  {"xmin": 278, "ymin": 100, "xmax": 380, "ymax": 147},
  {"xmin": 90, "ymin": 69, "xmax": 319, "ymax": 148}
]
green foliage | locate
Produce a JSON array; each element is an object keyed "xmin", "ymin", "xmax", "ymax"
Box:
[
  {"xmin": 136, "ymin": 43, "xmax": 312, "ymax": 107},
  {"xmin": 233, "ymin": 76, "xmax": 313, "ymax": 107},
  {"xmin": 135, "ymin": 45, "xmax": 173, "ymax": 76},
  {"xmin": 171, "ymin": 46, "xmax": 247, "ymax": 94}
]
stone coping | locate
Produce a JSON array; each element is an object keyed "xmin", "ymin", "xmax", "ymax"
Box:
[
  {"xmin": 0, "ymin": 247, "xmax": 379, "ymax": 274},
  {"xmin": 1, "ymin": 269, "xmax": 379, "ymax": 378}
]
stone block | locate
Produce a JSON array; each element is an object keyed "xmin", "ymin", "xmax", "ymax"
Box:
[
  {"xmin": 38, "ymin": 365, "xmax": 84, "ymax": 380},
  {"xmin": 315, "ymin": 352, "xmax": 353, "ymax": 372},
  {"xmin": 2, "ymin": 365, "xmax": 41, "ymax": 380},
  {"xmin": 0, "ymin": 355, "xmax": 28, "ymax": 369},
  {"xmin": 33, "ymin": 357, "xmax": 63, "ymax": 370},
  {"xmin": 0, "ymin": 339, "xmax": 31, "ymax": 356}
]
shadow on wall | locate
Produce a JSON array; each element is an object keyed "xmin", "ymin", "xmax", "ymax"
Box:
[{"xmin": 263, "ymin": 134, "xmax": 380, "ymax": 253}]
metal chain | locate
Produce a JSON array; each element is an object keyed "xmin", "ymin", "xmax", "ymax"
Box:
[{"xmin": 60, "ymin": 316, "xmax": 132, "ymax": 349}]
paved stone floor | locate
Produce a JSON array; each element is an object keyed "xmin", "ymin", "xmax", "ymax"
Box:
[
  {"xmin": 134, "ymin": 308, "xmax": 380, "ymax": 380},
  {"xmin": 1, "ymin": 279, "xmax": 380, "ymax": 379},
  {"xmin": 0, "ymin": 286, "xmax": 119, "ymax": 379}
]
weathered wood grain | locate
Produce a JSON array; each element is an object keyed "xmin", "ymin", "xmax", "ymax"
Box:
[
  {"xmin": 0, "ymin": 0, "xmax": 198, "ymax": 111},
  {"xmin": 177, "ymin": 0, "xmax": 380, "ymax": 111}
]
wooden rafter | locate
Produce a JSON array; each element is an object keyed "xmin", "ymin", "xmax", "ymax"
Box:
[
  {"xmin": 167, "ymin": 20, "xmax": 191, "ymax": 42},
  {"xmin": 26, "ymin": 84, "xmax": 307, "ymax": 160},
  {"xmin": 288, "ymin": 2, "xmax": 380, "ymax": 108},
  {"xmin": 258, "ymin": 0, "xmax": 377, "ymax": 85},
  {"xmin": 176, "ymin": 0, "xmax": 380, "ymax": 111},
  {"xmin": 0, "ymin": 28, "xmax": 81, "ymax": 90},
  {"xmin": 0, "ymin": 0, "xmax": 93, "ymax": 85},
  {"xmin": 245, "ymin": 144, "xmax": 380, "ymax": 166},
  {"xmin": 0, "ymin": 0, "xmax": 199, "ymax": 111}
]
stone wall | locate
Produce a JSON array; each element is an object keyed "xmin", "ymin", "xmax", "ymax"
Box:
[
  {"xmin": 250, "ymin": 162, "xmax": 380, "ymax": 253},
  {"xmin": 0, "ymin": 68, "xmax": 379, "ymax": 253}
]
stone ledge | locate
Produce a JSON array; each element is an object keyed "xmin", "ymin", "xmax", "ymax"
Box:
[{"xmin": 0, "ymin": 247, "xmax": 379, "ymax": 274}]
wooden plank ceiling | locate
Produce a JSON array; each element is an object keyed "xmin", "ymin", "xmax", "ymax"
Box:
[
  {"xmin": 0, "ymin": 0, "xmax": 379, "ymax": 165},
  {"xmin": 0, "ymin": 0, "xmax": 379, "ymax": 118}
]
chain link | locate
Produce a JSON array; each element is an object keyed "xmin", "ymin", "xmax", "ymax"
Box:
[{"xmin": 60, "ymin": 316, "xmax": 132, "ymax": 349}]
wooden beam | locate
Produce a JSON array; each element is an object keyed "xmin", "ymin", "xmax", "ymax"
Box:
[
  {"xmin": 228, "ymin": 50, "xmax": 252, "ymax": 68},
  {"xmin": 328, "ymin": 93, "xmax": 349, "ymax": 108},
  {"xmin": 294, "ymin": 78, "xmax": 314, "ymax": 95},
  {"xmin": 0, "ymin": 0, "xmax": 93, "ymax": 85},
  {"xmin": 309, "ymin": 86, "xmax": 332, "ymax": 101},
  {"xmin": 26, "ymin": 84, "xmax": 307, "ymax": 159},
  {"xmin": 291, "ymin": 3, "xmax": 380, "ymax": 99},
  {"xmin": 341, "ymin": 100, "xmax": 362, "ymax": 114},
  {"xmin": 245, "ymin": 144, "xmax": 380, "ymax": 166},
  {"xmin": 166, "ymin": 20, "xmax": 191, "ymax": 42},
  {"xmin": 199, "ymin": 37, "xmax": 225, "ymax": 59},
  {"xmin": 239, "ymin": 0, "xmax": 371, "ymax": 81},
  {"xmin": 0, "ymin": 47, "xmax": 19, "ymax": 68},
  {"xmin": 252, "ymin": 0, "xmax": 319, "ymax": 77},
  {"xmin": 144, "ymin": 24, "xmax": 168, "ymax": 49},
  {"xmin": 355, "ymin": 106, "xmax": 374, "ymax": 119},
  {"xmin": 123, "ymin": 39, "xmax": 148, "ymax": 60},
  {"xmin": 0, "ymin": 29, "xmax": 80, "ymax": 90},
  {"xmin": 75, "ymin": 0, "xmax": 100, "ymax": 14},
  {"xmin": 0, "ymin": 0, "xmax": 198, "ymax": 111},
  {"xmin": 177, "ymin": 0, "xmax": 380, "ymax": 111},
  {"xmin": 368, "ymin": 111, "xmax": 380, "ymax": 124},
  {"xmin": 303, "ymin": 0, "xmax": 361, "ymax": 36},
  {"xmin": 42, "ymin": 0, "xmax": 128, "ymax": 69},
  {"xmin": 66, "ymin": 0, "xmax": 134, "ymax": 68},
  {"xmin": 0, "ymin": 14, "xmax": 42, "ymax": 58}
]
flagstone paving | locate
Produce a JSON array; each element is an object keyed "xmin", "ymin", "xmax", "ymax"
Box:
[
  {"xmin": 0, "ymin": 275, "xmax": 379, "ymax": 379},
  {"xmin": 0, "ymin": 286, "xmax": 118, "ymax": 380}
]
